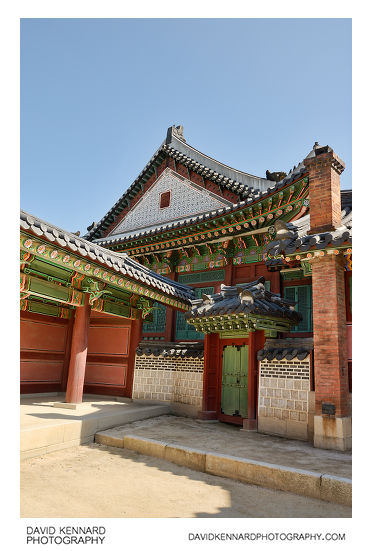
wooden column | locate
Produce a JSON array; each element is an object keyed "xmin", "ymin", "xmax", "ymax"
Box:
[
  {"xmin": 65, "ymin": 295, "xmax": 91, "ymax": 404},
  {"xmin": 198, "ymin": 332, "xmax": 220, "ymax": 420},
  {"xmin": 243, "ymin": 330, "xmax": 265, "ymax": 430},
  {"xmin": 61, "ymin": 312, "xmax": 75, "ymax": 391},
  {"xmin": 126, "ymin": 317, "xmax": 143, "ymax": 397}
]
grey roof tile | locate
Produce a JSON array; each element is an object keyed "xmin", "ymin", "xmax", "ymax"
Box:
[
  {"xmin": 20, "ymin": 209, "xmax": 194, "ymax": 304},
  {"xmin": 185, "ymin": 277, "xmax": 301, "ymax": 323}
]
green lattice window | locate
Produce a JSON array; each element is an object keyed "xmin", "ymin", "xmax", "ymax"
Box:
[
  {"xmin": 175, "ymin": 286, "xmax": 214, "ymax": 340},
  {"xmin": 284, "ymin": 285, "xmax": 313, "ymax": 333},
  {"xmin": 178, "ymin": 270, "xmax": 225, "ymax": 284},
  {"xmin": 142, "ymin": 303, "xmax": 167, "ymax": 333}
]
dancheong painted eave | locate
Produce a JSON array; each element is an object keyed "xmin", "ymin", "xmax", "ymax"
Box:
[
  {"xmin": 85, "ymin": 125, "xmax": 308, "ymax": 243},
  {"xmin": 264, "ymin": 189, "xmax": 352, "ymax": 264},
  {"xmin": 20, "ymin": 210, "xmax": 194, "ymax": 309}
]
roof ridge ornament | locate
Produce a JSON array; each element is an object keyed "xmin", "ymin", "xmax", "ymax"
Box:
[{"xmin": 166, "ymin": 125, "xmax": 186, "ymax": 144}]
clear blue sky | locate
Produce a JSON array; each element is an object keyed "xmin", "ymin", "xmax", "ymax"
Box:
[{"xmin": 21, "ymin": 18, "xmax": 351, "ymax": 234}]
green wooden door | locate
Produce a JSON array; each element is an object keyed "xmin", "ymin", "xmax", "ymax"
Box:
[{"xmin": 221, "ymin": 345, "xmax": 249, "ymax": 417}]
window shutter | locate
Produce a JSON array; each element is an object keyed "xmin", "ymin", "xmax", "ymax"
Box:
[
  {"xmin": 284, "ymin": 285, "xmax": 313, "ymax": 333},
  {"xmin": 284, "ymin": 286, "xmax": 296, "ymax": 303},
  {"xmin": 175, "ymin": 286, "xmax": 214, "ymax": 340},
  {"xmin": 297, "ymin": 285, "xmax": 312, "ymax": 332}
]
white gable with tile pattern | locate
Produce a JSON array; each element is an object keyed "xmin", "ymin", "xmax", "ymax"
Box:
[{"xmin": 110, "ymin": 168, "xmax": 232, "ymax": 237}]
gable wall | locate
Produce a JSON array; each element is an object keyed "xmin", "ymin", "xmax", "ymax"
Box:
[{"xmin": 102, "ymin": 155, "xmax": 240, "ymax": 238}]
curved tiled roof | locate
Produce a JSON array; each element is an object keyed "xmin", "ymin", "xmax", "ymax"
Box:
[
  {"xmin": 185, "ymin": 277, "xmax": 302, "ymax": 323},
  {"xmin": 20, "ymin": 210, "xmax": 194, "ymax": 304},
  {"xmin": 257, "ymin": 338, "xmax": 313, "ymax": 361},
  {"xmin": 93, "ymin": 170, "xmax": 307, "ymax": 247},
  {"xmin": 87, "ymin": 126, "xmax": 308, "ymax": 244},
  {"xmin": 265, "ymin": 189, "xmax": 352, "ymax": 259}
]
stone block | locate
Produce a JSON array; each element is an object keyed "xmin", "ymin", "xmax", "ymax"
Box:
[
  {"xmin": 21, "ymin": 424, "xmax": 65, "ymax": 452},
  {"xmin": 314, "ymin": 416, "xmax": 352, "ymax": 451},
  {"xmin": 123, "ymin": 435, "xmax": 167, "ymax": 459},
  {"xmin": 95, "ymin": 432, "xmax": 124, "ymax": 448},
  {"xmin": 205, "ymin": 453, "xmax": 321, "ymax": 500},
  {"xmin": 320, "ymin": 475, "xmax": 352, "ymax": 507},
  {"xmin": 164, "ymin": 444, "xmax": 206, "ymax": 472},
  {"xmin": 258, "ymin": 416, "xmax": 286, "ymax": 437},
  {"xmin": 285, "ymin": 379, "xmax": 294, "ymax": 389},
  {"xmin": 286, "ymin": 420, "xmax": 308, "ymax": 441}
]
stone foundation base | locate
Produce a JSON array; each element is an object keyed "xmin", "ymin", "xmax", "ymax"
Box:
[
  {"xmin": 258, "ymin": 416, "xmax": 308, "ymax": 441},
  {"xmin": 313, "ymin": 415, "xmax": 352, "ymax": 451},
  {"xmin": 241, "ymin": 418, "xmax": 257, "ymax": 431}
]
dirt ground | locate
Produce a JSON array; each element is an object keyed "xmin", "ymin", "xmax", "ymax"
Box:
[{"xmin": 20, "ymin": 443, "xmax": 351, "ymax": 518}]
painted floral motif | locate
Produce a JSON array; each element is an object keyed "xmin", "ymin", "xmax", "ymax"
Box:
[
  {"xmin": 93, "ymin": 268, "xmax": 100, "ymax": 276},
  {"xmin": 37, "ymin": 245, "xmax": 46, "ymax": 254},
  {"xmin": 63, "ymin": 255, "xmax": 70, "ymax": 263},
  {"xmin": 84, "ymin": 264, "xmax": 91, "ymax": 271},
  {"xmin": 73, "ymin": 260, "xmax": 81, "ymax": 268},
  {"xmin": 103, "ymin": 271, "xmax": 108, "ymax": 279},
  {"xmin": 110, "ymin": 275, "xmax": 116, "ymax": 282},
  {"xmin": 50, "ymin": 250, "xmax": 58, "ymax": 259},
  {"xmin": 118, "ymin": 278, "xmax": 123, "ymax": 285},
  {"xmin": 24, "ymin": 239, "xmax": 32, "ymax": 249}
]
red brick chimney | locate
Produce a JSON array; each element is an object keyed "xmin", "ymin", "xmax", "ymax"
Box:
[
  {"xmin": 303, "ymin": 143, "xmax": 351, "ymax": 451},
  {"xmin": 303, "ymin": 143, "xmax": 345, "ymax": 234}
]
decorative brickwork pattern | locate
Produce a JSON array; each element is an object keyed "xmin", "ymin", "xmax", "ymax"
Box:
[
  {"xmin": 260, "ymin": 358, "xmax": 310, "ymax": 380},
  {"xmin": 133, "ymin": 354, "xmax": 203, "ymax": 407},
  {"xmin": 111, "ymin": 169, "xmax": 231, "ymax": 237},
  {"xmin": 258, "ymin": 357, "xmax": 311, "ymax": 425}
]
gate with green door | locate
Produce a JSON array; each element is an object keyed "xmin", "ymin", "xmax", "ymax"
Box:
[{"xmin": 220, "ymin": 345, "xmax": 249, "ymax": 417}]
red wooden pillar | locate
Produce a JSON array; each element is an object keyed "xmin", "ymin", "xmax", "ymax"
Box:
[
  {"xmin": 198, "ymin": 332, "xmax": 220, "ymax": 420},
  {"xmin": 65, "ymin": 295, "xmax": 91, "ymax": 404},
  {"xmin": 126, "ymin": 317, "xmax": 143, "ymax": 397},
  {"xmin": 243, "ymin": 329, "xmax": 265, "ymax": 430}
]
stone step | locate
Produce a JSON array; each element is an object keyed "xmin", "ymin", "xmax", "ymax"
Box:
[
  {"xmin": 21, "ymin": 404, "xmax": 170, "ymax": 460},
  {"xmin": 94, "ymin": 431, "xmax": 351, "ymax": 507}
]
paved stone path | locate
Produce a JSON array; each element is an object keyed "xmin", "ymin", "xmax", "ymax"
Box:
[{"xmin": 96, "ymin": 415, "xmax": 352, "ymax": 479}]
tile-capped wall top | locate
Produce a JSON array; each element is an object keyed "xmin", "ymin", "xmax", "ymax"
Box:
[{"xmin": 257, "ymin": 337, "xmax": 313, "ymax": 361}]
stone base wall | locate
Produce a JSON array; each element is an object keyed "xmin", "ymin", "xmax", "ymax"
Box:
[
  {"xmin": 132, "ymin": 354, "xmax": 204, "ymax": 414},
  {"xmin": 258, "ymin": 357, "xmax": 312, "ymax": 441}
]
